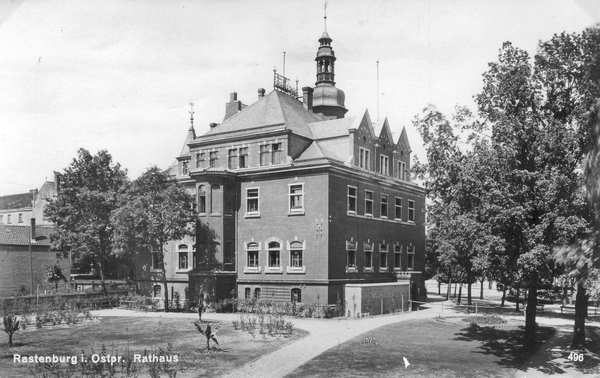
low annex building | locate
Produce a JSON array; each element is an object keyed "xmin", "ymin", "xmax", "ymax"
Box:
[{"xmin": 135, "ymin": 19, "xmax": 426, "ymax": 307}]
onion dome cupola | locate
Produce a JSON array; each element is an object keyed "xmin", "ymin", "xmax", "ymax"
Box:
[{"xmin": 312, "ymin": 13, "xmax": 348, "ymax": 120}]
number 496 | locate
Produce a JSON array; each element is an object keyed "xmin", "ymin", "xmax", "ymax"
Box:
[{"xmin": 568, "ymin": 352, "xmax": 584, "ymax": 362}]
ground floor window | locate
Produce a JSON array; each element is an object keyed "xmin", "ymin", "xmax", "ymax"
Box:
[{"xmin": 291, "ymin": 288, "xmax": 301, "ymax": 303}]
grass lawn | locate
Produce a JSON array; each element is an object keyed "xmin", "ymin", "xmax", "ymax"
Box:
[
  {"xmin": 0, "ymin": 316, "xmax": 306, "ymax": 377},
  {"xmin": 286, "ymin": 318, "xmax": 555, "ymax": 378}
]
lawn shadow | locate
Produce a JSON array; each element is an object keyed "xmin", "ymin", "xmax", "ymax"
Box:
[{"xmin": 453, "ymin": 324, "xmax": 557, "ymax": 371}]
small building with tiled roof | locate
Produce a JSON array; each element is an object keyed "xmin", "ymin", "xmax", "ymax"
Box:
[
  {"xmin": 136, "ymin": 15, "xmax": 426, "ymax": 308},
  {"xmin": 0, "ymin": 222, "xmax": 69, "ymax": 297}
]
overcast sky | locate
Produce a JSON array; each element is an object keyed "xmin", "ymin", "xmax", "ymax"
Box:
[{"xmin": 0, "ymin": 0, "xmax": 597, "ymax": 195}]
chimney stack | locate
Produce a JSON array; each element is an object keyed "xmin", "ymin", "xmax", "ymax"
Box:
[
  {"xmin": 257, "ymin": 88, "xmax": 265, "ymax": 99},
  {"xmin": 30, "ymin": 218, "xmax": 36, "ymax": 240},
  {"xmin": 302, "ymin": 87, "xmax": 314, "ymax": 111}
]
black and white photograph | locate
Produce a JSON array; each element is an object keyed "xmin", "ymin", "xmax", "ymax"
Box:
[{"xmin": 0, "ymin": 0, "xmax": 599, "ymax": 377}]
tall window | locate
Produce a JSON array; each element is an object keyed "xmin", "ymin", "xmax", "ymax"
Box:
[
  {"xmin": 359, "ymin": 148, "xmax": 370, "ymax": 169},
  {"xmin": 198, "ymin": 185, "xmax": 206, "ymax": 214},
  {"xmin": 196, "ymin": 152, "xmax": 205, "ymax": 168},
  {"xmin": 151, "ymin": 249, "xmax": 163, "ymax": 270},
  {"xmin": 289, "ymin": 184, "xmax": 304, "ymax": 212},
  {"xmin": 364, "ymin": 243, "xmax": 373, "ymax": 268},
  {"xmin": 394, "ymin": 245, "xmax": 402, "ymax": 269},
  {"xmin": 395, "ymin": 197, "xmax": 402, "ymax": 221},
  {"xmin": 365, "ymin": 190, "xmax": 373, "ymax": 216},
  {"xmin": 347, "ymin": 241, "xmax": 357, "ymax": 268},
  {"xmin": 239, "ymin": 147, "xmax": 248, "ymax": 168},
  {"xmin": 291, "ymin": 288, "xmax": 301, "ymax": 303},
  {"xmin": 408, "ymin": 200, "xmax": 415, "ymax": 222},
  {"xmin": 268, "ymin": 241, "xmax": 281, "ymax": 267},
  {"xmin": 260, "ymin": 145, "xmax": 270, "ymax": 166},
  {"xmin": 228, "ymin": 149, "xmax": 238, "ymax": 169},
  {"xmin": 380, "ymin": 155, "xmax": 389, "ymax": 175},
  {"xmin": 347, "ymin": 186, "xmax": 357, "ymax": 213},
  {"xmin": 246, "ymin": 188, "xmax": 259, "ymax": 214},
  {"xmin": 178, "ymin": 252, "xmax": 188, "ymax": 269},
  {"xmin": 247, "ymin": 242, "xmax": 259, "ymax": 267},
  {"xmin": 289, "ymin": 241, "xmax": 303, "ymax": 268},
  {"xmin": 209, "ymin": 151, "xmax": 218, "ymax": 167},
  {"xmin": 380, "ymin": 194, "xmax": 388, "ymax": 218},
  {"xmin": 407, "ymin": 245, "xmax": 415, "ymax": 269},
  {"xmin": 380, "ymin": 244, "xmax": 388, "ymax": 268},
  {"xmin": 182, "ymin": 161, "xmax": 189, "ymax": 175},
  {"xmin": 272, "ymin": 143, "xmax": 282, "ymax": 164}
]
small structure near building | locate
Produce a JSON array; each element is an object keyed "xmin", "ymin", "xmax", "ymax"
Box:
[{"xmin": 345, "ymin": 282, "xmax": 410, "ymax": 317}]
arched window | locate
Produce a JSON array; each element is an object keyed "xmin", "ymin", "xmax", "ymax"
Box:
[
  {"xmin": 268, "ymin": 241, "xmax": 281, "ymax": 268},
  {"xmin": 291, "ymin": 288, "xmax": 301, "ymax": 303},
  {"xmin": 153, "ymin": 285, "xmax": 161, "ymax": 297}
]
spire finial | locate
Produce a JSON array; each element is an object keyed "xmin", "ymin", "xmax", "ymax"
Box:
[{"xmin": 189, "ymin": 102, "xmax": 195, "ymax": 129}]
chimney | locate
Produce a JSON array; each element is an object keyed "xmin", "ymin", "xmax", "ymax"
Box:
[
  {"xmin": 30, "ymin": 218, "xmax": 36, "ymax": 240},
  {"xmin": 257, "ymin": 88, "xmax": 265, "ymax": 99},
  {"xmin": 302, "ymin": 87, "xmax": 314, "ymax": 111},
  {"xmin": 224, "ymin": 92, "xmax": 242, "ymax": 121}
]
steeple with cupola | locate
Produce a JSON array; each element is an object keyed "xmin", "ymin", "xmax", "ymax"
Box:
[{"xmin": 311, "ymin": 6, "xmax": 348, "ymax": 120}]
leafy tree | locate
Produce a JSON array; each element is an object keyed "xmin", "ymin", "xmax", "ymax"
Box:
[
  {"xmin": 45, "ymin": 149, "xmax": 128, "ymax": 295},
  {"xmin": 111, "ymin": 166, "xmax": 195, "ymax": 312}
]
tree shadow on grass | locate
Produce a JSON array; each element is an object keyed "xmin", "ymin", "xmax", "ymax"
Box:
[{"xmin": 453, "ymin": 324, "xmax": 557, "ymax": 372}]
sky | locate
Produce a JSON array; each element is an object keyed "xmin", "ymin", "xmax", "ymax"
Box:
[{"xmin": 0, "ymin": 0, "xmax": 597, "ymax": 195}]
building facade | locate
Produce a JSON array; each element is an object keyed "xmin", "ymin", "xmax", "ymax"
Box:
[{"xmin": 136, "ymin": 22, "xmax": 426, "ymax": 307}]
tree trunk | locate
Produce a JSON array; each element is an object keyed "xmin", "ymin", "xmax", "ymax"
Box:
[
  {"xmin": 572, "ymin": 281, "xmax": 587, "ymax": 348},
  {"xmin": 480, "ymin": 278, "xmax": 484, "ymax": 300},
  {"xmin": 524, "ymin": 284, "xmax": 538, "ymax": 350}
]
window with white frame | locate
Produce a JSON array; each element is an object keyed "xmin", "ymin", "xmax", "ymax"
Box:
[
  {"xmin": 209, "ymin": 151, "xmax": 218, "ymax": 167},
  {"xmin": 394, "ymin": 245, "xmax": 402, "ymax": 269},
  {"xmin": 365, "ymin": 190, "xmax": 374, "ymax": 216},
  {"xmin": 380, "ymin": 194, "xmax": 388, "ymax": 218},
  {"xmin": 408, "ymin": 200, "xmax": 415, "ymax": 222},
  {"xmin": 359, "ymin": 148, "xmax": 370, "ymax": 170},
  {"xmin": 380, "ymin": 155, "xmax": 389, "ymax": 175},
  {"xmin": 228, "ymin": 149, "xmax": 238, "ymax": 169},
  {"xmin": 395, "ymin": 197, "xmax": 402, "ymax": 220},
  {"xmin": 380, "ymin": 243, "xmax": 388, "ymax": 268},
  {"xmin": 289, "ymin": 241, "xmax": 303, "ymax": 268},
  {"xmin": 407, "ymin": 245, "xmax": 415, "ymax": 269},
  {"xmin": 364, "ymin": 242, "xmax": 373, "ymax": 268},
  {"xmin": 196, "ymin": 152, "xmax": 205, "ymax": 168},
  {"xmin": 272, "ymin": 143, "xmax": 282, "ymax": 165},
  {"xmin": 289, "ymin": 184, "xmax": 304, "ymax": 212},
  {"xmin": 260, "ymin": 145, "xmax": 270, "ymax": 166},
  {"xmin": 347, "ymin": 186, "xmax": 357, "ymax": 213},
  {"xmin": 347, "ymin": 241, "xmax": 357, "ymax": 268},
  {"xmin": 247, "ymin": 242, "xmax": 259, "ymax": 267},
  {"xmin": 198, "ymin": 185, "xmax": 206, "ymax": 214},
  {"xmin": 239, "ymin": 147, "xmax": 248, "ymax": 168},
  {"xmin": 246, "ymin": 188, "xmax": 259, "ymax": 214},
  {"xmin": 268, "ymin": 241, "xmax": 281, "ymax": 268}
]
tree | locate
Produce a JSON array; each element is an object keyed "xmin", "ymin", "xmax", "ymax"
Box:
[
  {"xmin": 45, "ymin": 149, "xmax": 128, "ymax": 296},
  {"xmin": 111, "ymin": 166, "xmax": 195, "ymax": 312}
]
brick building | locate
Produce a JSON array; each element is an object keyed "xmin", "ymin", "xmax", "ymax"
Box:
[{"xmin": 136, "ymin": 21, "xmax": 426, "ymax": 306}]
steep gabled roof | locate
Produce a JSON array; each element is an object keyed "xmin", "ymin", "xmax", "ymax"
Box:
[
  {"xmin": 202, "ymin": 90, "xmax": 322, "ymax": 140},
  {"xmin": 0, "ymin": 193, "xmax": 32, "ymax": 210}
]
